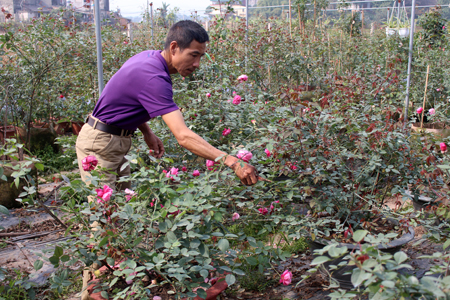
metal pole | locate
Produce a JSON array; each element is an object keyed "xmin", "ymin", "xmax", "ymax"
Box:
[
  {"xmin": 147, "ymin": 0, "xmax": 149, "ymax": 25},
  {"xmin": 403, "ymin": 0, "xmax": 416, "ymax": 130},
  {"xmin": 245, "ymin": 0, "xmax": 249, "ymax": 73},
  {"xmin": 94, "ymin": 0, "xmax": 104, "ymax": 94},
  {"xmin": 150, "ymin": 2, "xmax": 153, "ymax": 43}
]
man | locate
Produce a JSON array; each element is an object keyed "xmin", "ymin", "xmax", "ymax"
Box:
[{"xmin": 76, "ymin": 20, "xmax": 259, "ymax": 188}]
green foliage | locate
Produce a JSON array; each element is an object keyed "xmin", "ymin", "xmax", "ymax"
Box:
[
  {"xmin": 0, "ymin": 268, "xmax": 35, "ymax": 300},
  {"xmin": 33, "ymin": 145, "xmax": 76, "ymax": 173},
  {"xmin": 418, "ymin": 7, "xmax": 448, "ymax": 46}
]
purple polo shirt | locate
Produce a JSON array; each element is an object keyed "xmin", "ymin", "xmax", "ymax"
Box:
[{"xmin": 92, "ymin": 50, "xmax": 179, "ymax": 131}]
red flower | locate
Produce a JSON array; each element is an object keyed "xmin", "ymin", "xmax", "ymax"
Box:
[{"xmin": 357, "ymin": 254, "xmax": 369, "ymax": 263}]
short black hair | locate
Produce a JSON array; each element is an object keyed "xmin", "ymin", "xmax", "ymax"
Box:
[{"xmin": 164, "ymin": 20, "xmax": 209, "ymax": 51}]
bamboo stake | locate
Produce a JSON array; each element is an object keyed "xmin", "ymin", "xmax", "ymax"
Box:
[
  {"xmin": 350, "ymin": 10, "xmax": 354, "ymax": 38},
  {"xmin": 289, "ymin": 0, "xmax": 292, "ymax": 39},
  {"xmin": 420, "ymin": 65, "xmax": 430, "ymax": 129},
  {"xmin": 298, "ymin": 5, "xmax": 302, "ymax": 36},
  {"xmin": 361, "ymin": 11, "xmax": 364, "ymax": 35}
]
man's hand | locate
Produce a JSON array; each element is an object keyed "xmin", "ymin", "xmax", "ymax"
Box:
[
  {"xmin": 144, "ymin": 131, "xmax": 165, "ymax": 158},
  {"xmin": 138, "ymin": 123, "xmax": 165, "ymax": 158},
  {"xmin": 231, "ymin": 160, "xmax": 259, "ymax": 186}
]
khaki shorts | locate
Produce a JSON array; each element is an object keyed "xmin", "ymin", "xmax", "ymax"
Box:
[{"xmin": 75, "ymin": 116, "xmax": 132, "ymax": 191}]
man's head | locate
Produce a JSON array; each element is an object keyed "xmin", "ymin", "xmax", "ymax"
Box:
[{"xmin": 164, "ymin": 20, "xmax": 209, "ymax": 76}]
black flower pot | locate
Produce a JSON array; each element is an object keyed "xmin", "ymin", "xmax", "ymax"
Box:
[{"xmin": 309, "ymin": 226, "xmax": 415, "ymax": 289}]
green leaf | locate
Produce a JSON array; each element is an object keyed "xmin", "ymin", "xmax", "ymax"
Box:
[
  {"xmin": 225, "ymin": 274, "xmax": 236, "ymax": 286},
  {"xmin": 34, "ymin": 260, "xmax": 44, "ymax": 271},
  {"xmin": 352, "ymin": 230, "xmax": 368, "ymax": 243},
  {"xmin": 311, "ymin": 256, "xmax": 330, "ymax": 265},
  {"xmin": 393, "ymin": 251, "xmax": 407, "ymax": 264},
  {"xmin": 101, "ymin": 291, "xmax": 108, "ymax": 299},
  {"xmin": 443, "ymin": 239, "xmax": 450, "ymax": 250},
  {"xmin": 166, "ymin": 231, "xmax": 177, "ymax": 243},
  {"xmin": 246, "ymin": 256, "xmax": 258, "ymax": 266},
  {"xmin": 99, "ymin": 236, "xmax": 109, "ymax": 248},
  {"xmin": 217, "ymin": 239, "xmax": 229, "ymax": 252},
  {"xmin": 0, "ymin": 205, "xmax": 9, "ymax": 215},
  {"xmin": 196, "ymin": 288, "xmax": 207, "ymax": 299},
  {"xmin": 35, "ymin": 163, "xmax": 44, "ymax": 171},
  {"xmin": 233, "ymin": 268, "xmax": 246, "ymax": 276},
  {"xmin": 54, "ymin": 246, "xmax": 63, "ymax": 258},
  {"xmin": 204, "ymin": 185, "xmax": 212, "ymax": 195}
]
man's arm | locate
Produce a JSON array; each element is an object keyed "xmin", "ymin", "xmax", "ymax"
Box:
[
  {"xmin": 138, "ymin": 123, "xmax": 165, "ymax": 158},
  {"xmin": 161, "ymin": 110, "xmax": 258, "ymax": 186}
]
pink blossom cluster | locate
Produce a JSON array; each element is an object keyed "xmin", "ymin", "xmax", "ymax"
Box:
[
  {"xmin": 222, "ymin": 128, "xmax": 231, "ymax": 136},
  {"xmin": 82, "ymin": 155, "xmax": 98, "ymax": 171},
  {"xmin": 124, "ymin": 188, "xmax": 136, "ymax": 202},
  {"xmin": 96, "ymin": 185, "xmax": 113, "ymax": 204},
  {"xmin": 236, "ymin": 149, "xmax": 253, "ymax": 162},
  {"xmin": 429, "ymin": 108, "xmax": 435, "ymax": 115},
  {"xmin": 441, "ymin": 142, "xmax": 447, "ymax": 153},
  {"xmin": 206, "ymin": 159, "xmax": 219, "ymax": 171},
  {"xmin": 264, "ymin": 148, "xmax": 271, "ymax": 157},
  {"xmin": 237, "ymin": 74, "xmax": 248, "ymax": 82},
  {"xmin": 417, "ymin": 107, "xmax": 423, "ymax": 114},
  {"xmin": 232, "ymin": 212, "xmax": 240, "ymax": 221},
  {"xmin": 232, "ymin": 95, "xmax": 242, "ymax": 105},
  {"xmin": 279, "ymin": 270, "xmax": 292, "ymax": 285},
  {"xmin": 258, "ymin": 200, "xmax": 282, "ymax": 215}
]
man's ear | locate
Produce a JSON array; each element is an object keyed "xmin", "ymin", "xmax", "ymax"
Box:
[{"xmin": 170, "ymin": 41, "xmax": 179, "ymax": 56}]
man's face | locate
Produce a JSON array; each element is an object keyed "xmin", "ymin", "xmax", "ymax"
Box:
[{"xmin": 171, "ymin": 40, "xmax": 206, "ymax": 77}]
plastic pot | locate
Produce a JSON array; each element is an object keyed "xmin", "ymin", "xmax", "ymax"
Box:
[
  {"xmin": 398, "ymin": 27, "xmax": 410, "ymax": 38},
  {"xmin": 309, "ymin": 226, "xmax": 415, "ymax": 289},
  {"xmin": 385, "ymin": 27, "xmax": 397, "ymax": 36}
]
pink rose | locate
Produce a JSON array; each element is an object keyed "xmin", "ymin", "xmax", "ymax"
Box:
[
  {"xmin": 162, "ymin": 170, "xmax": 168, "ymax": 174},
  {"xmin": 153, "ymin": 296, "xmax": 162, "ymax": 300},
  {"xmin": 437, "ymin": 88, "xmax": 441, "ymax": 92},
  {"xmin": 206, "ymin": 160, "xmax": 218, "ymax": 171},
  {"xmin": 123, "ymin": 41, "xmax": 128, "ymax": 45},
  {"xmin": 124, "ymin": 188, "xmax": 136, "ymax": 202},
  {"xmin": 237, "ymin": 149, "xmax": 253, "ymax": 163},
  {"xmin": 182, "ymin": 166, "xmax": 187, "ymax": 172},
  {"xmin": 232, "ymin": 212, "xmax": 240, "ymax": 221},
  {"xmin": 232, "ymin": 95, "xmax": 241, "ymax": 105},
  {"xmin": 416, "ymin": 107, "xmax": 423, "ymax": 114},
  {"xmin": 258, "ymin": 207, "xmax": 269, "ymax": 215},
  {"xmin": 82, "ymin": 155, "xmax": 98, "ymax": 171},
  {"xmin": 429, "ymin": 108, "xmax": 435, "ymax": 115},
  {"xmin": 222, "ymin": 128, "xmax": 231, "ymax": 136},
  {"xmin": 237, "ymin": 74, "xmax": 248, "ymax": 82},
  {"xmin": 193, "ymin": 170, "xmax": 200, "ymax": 177},
  {"xmin": 251, "ymin": 120, "xmax": 256, "ymax": 124},
  {"xmin": 96, "ymin": 185, "xmax": 113, "ymax": 204},
  {"xmin": 440, "ymin": 142, "xmax": 447, "ymax": 153},
  {"xmin": 170, "ymin": 167, "xmax": 179, "ymax": 176},
  {"xmin": 279, "ymin": 270, "xmax": 292, "ymax": 285},
  {"xmin": 291, "ymin": 165, "xmax": 298, "ymax": 171},
  {"xmin": 264, "ymin": 148, "xmax": 271, "ymax": 157},
  {"xmin": 206, "ymin": 93, "xmax": 211, "ymax": 97}
]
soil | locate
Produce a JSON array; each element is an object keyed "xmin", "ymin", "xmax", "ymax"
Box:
[{"xmin": 2, "ymin": 219, "xmax": 62, "ymax": 234}]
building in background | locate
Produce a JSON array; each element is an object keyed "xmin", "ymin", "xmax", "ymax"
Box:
[
  {"xmin": 0, "ymin": 0, "xmax": 109, "ymax": 22},
  {"xmin": 205, "ymin": 0, "xmax": 257, "ymax": 18}
]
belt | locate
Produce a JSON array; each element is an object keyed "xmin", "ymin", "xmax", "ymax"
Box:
[{"xmin": 87, "ymin": 116, "xmax": 134, "ymax": 136}]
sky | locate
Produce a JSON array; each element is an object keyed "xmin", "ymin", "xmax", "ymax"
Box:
[{"xmin": 109, "ymin": 0, "xmax": 213, "ymax": 19}]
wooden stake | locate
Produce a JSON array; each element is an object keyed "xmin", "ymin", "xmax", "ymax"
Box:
[{"xmin": 420, "ymin": 65, "xmax": 430, "ymax": 129}]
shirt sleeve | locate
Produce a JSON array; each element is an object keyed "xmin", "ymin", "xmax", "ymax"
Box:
[{"xmin": 138, "ymin": 74, "xmax": 179, "ymax": 118}]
